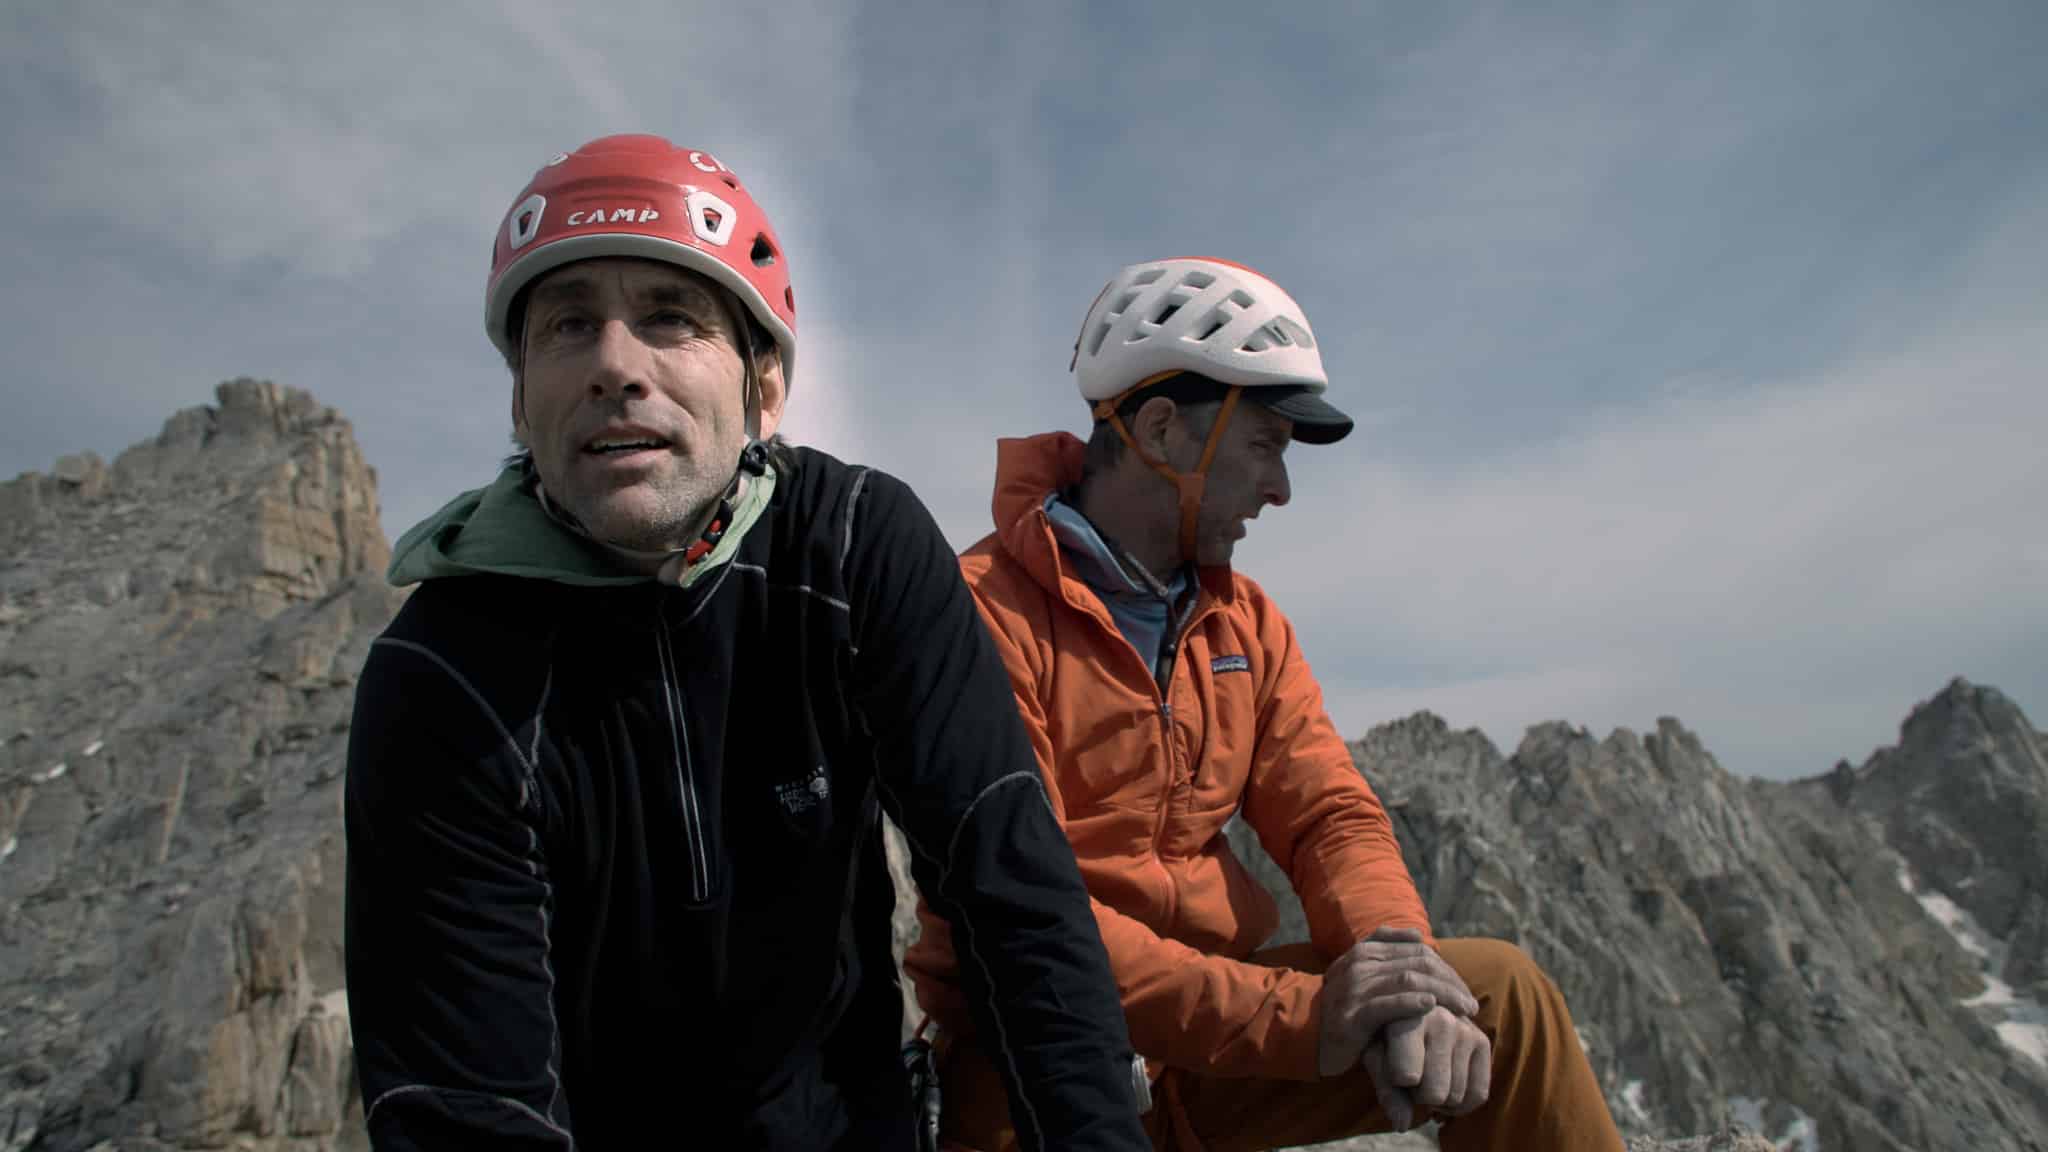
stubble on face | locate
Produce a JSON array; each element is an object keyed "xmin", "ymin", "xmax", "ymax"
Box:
[
  {"xmin": 513, "ymin": 260, "xmax": 753, "ymax": 554},
  {"xmin": 1189, "ymin": 404, "xmax": 1293, "ymax": 566}
]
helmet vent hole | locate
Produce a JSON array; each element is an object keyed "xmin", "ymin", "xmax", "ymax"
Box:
[
  {"xmin": 505, "ymin": 192, "xmax": 547, "ymax": 250},
  {"xmin": 1193, "ymin": 290, "xmax": 1255, "ymax": 343},
  {"xmin": 784, "ymin": 286, "xmax": 796, "ymax": 313},
  {"xmin": 1179, "ymin": 269, "xmax": 1216, "ymax": 290},
  {"xmin": 1131, "ymin": 267, "xmax": 1167, "ymax": 287},
  {"xmin": 1086, "ymin": 320, "xmax": 1113, "ymax": 357},
  {"xmin": 701, "ymin": 206, "xmax": 725, "ymax": 233},
  {"xmin": 1110, "ymin": 289, "xmax": 1142, "ymax": 317},
  {"xmin": 1273, "ymin": 315, "xmax": 1314, "ymax": 349},
  {"xmin": 1153, "ymin": 283, "xmax": 1205, "ymax": 327},
  {"xmin": 751, "ymin": 235, "xmax": 778, "ymax": 267},
  {"xmin": 721, "ymin": 173, "xmax": 741, "ymax": 189}
]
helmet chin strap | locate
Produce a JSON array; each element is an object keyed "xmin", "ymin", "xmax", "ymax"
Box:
[
  {"xmin": 1092, "ymin": 373, "xmax": 1242, "ymax": 568},
  {"xmin": 679, "ymin": 316, "xmax": 770, "ymax": 569},
  {"xmin": 736, "ymin": 306, "xmax": 764, "ymax": 444}
]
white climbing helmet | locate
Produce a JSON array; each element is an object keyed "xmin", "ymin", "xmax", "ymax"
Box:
[{"xmin": 1069, "ymin": 257, "xmax": 1351, "ymax": 444}]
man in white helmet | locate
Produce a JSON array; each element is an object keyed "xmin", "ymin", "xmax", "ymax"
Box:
[
  {"xmin": 904, "ymin": 258, "xmax": 1624, "ymax": 1150},
  {"xmin": 343, "ymin": 135, "xmax": 1149, "ymax": 1151}
]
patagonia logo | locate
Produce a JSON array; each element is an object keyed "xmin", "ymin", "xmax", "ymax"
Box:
[
  {"xmin": 1211, "ymin": 655, "xmax": 1250, "ymax": 675},
  {"xmin": 776, "ymin": 764, "xmax": 831, "ymax": 815}
]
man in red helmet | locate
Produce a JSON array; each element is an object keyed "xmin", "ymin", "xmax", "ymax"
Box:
[
  {"xmin": 904, "ymin": 258, "xmax": 1625, "ymax": 1151},
  {"xmin": 342, "ymin": 135, "xmax": 1149, "ymax": 1152}
]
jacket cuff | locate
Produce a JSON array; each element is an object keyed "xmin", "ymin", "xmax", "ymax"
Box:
[{"xmin": 1271, "ymin": 971, "xmax": 1329, "ymax": 1081}]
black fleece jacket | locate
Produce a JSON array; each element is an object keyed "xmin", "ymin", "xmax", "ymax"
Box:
[{"xmin": 343, "ymin": 446, "xmax": 1146, "ymax": 1150}]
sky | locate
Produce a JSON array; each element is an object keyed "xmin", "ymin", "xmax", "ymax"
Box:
[{"xmin": 2, "ymin": 1, "xmax": 2042, "ymax": 779}]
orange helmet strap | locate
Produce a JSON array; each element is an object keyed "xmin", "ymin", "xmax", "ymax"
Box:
[{"xmin": 1093, "ymin": 383, "xmax": 1243, "ymax": 567}]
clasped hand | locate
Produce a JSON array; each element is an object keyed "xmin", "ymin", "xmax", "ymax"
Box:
[{"xmin": 1316, "ymin": 926, "xmax": 1492, "ymax": 1130}]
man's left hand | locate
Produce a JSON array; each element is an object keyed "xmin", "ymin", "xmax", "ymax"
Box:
[{"xmin": 1365, "ymin": 928, "xmax": 1477, "ymax": 1018}]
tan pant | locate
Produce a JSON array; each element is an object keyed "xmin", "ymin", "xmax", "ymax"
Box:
[{"xmin": 937, "ymin": 937, "xmax": 1624, "ymax": 1152}]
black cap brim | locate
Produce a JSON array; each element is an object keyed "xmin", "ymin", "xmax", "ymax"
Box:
[{"xmin": 1254, "ymin": 388, "xmax": 1354, "ymax": 445}]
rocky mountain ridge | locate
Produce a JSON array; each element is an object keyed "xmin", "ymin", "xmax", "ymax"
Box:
[
  {"xmin": 2, "ymin": 380, "xmax": 399, "ymax": 1151},
  {"xmin": 1223, "ymin": 679, "xmax": 2047, "ymax": 1151},
  {"xmin": 4, "ymin": 380, "xmax": 2040, "ymax": 1150}
]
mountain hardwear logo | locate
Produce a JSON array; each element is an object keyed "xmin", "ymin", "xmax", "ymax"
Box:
[{"xmin": 777, "ymin": 765, "xmax": 831, "ymax": 815}]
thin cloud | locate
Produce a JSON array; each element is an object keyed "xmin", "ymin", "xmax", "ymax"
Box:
[
  {"xmin": 1266, "ymin": 310, "xmax": 2047, "ymax": 776},
  {"xmin": 5, "ymin": 0, "xmax": 856, "ymax": 277},
  {"xmin": 498, "ymin": 0, "xmax": 636, "ymax": 131}
]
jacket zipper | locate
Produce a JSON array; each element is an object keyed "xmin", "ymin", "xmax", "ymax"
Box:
[
  {"xmin": 1052, "ymin": 516, "xmax": 1215, "ymax": 903},
  {"xmin": 654, "ymin": 619, "xmax": 712, "ymax": 903},
  {"xmin": 1149, "ymin": 584, "xmax": 1206, "ymax": 837},
  {"xmin": 1152, "ymin": 583, "xmax": 1202, "ymax": 700},
  {"xmin": 1146, "ymin": 584, "xmax": 1209, "ymax": 934}
]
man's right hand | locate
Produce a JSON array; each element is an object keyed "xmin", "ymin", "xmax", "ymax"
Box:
[
  {"xmin": 1316, "ymin": 927, "xmax": 1480, "ymax": 1077},
  {"xmin": 1363, "ymin": 1005, "xmax": 1492, "ymax": 1130}
]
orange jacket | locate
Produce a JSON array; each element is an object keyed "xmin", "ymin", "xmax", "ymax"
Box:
[{"xmin": 904, "ymin": 432, "xmax": 1433, "ymax": 1083}]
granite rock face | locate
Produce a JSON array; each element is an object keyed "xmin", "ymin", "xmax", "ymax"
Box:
[
  {"xmin": 1833, "ymin": 681, "xmax": 2048, "ymax": 1001},
  {"xmin": 0, "ymin": 380, "xmax": 401, "ymax": 1152}
]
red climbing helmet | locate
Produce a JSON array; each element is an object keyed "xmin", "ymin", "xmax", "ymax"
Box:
[{"xmin": 484, "ymin": 134, "xmax": 797, "ymax": 384}]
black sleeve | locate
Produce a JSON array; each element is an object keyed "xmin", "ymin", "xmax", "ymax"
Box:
[
  {"xmin": 843, "ymin": 470, "xmax": 1148, "ymax": 1152},
  {"xmin": 343, "ymin": 634, "xmax": 573, "ymax": 1151}
]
